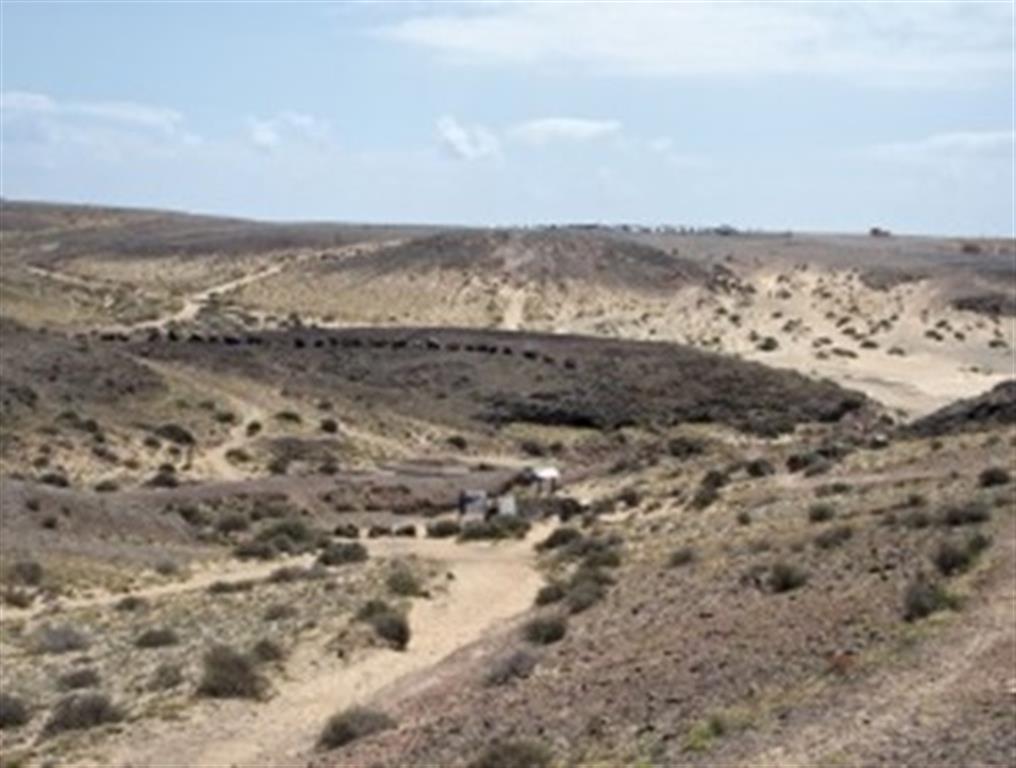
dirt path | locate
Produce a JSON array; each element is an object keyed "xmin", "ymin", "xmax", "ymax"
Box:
[
  {"xmin": 6, "ymin": 553, "xmax": 316, "ymax": 621},
  {"xmin": 151, "ymin": 263, "xmax": 288, "ymax": 330},
  {"xmin": 104, "ymin": 529, "xmax": 548, "ymax": 768},
  {"xmin": 500, "ymin": 286, "xmax": 527, "ymax": 330},
  {"xmin": 136, "ymin": 360, "xmax": 272, "ymax": 481},
  {"xmin": 25, "ymin": 265, "xmax": 110, "ymax": 291}
]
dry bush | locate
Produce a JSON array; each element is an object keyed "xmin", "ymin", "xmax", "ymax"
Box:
[
  {"xmin": 523, "ymin": 615, "xmax": 567, "ymax": 645},
  {"xmin": 468, "ymin": 740, "xmax": 552, "ymax": 768},
  {"xmin": 42, "ymin": 693, "xmax": 122, "ymax": 737},
  {"xmin": 940, "ymin": 502, "xmax": 991, "ymax": 527},
  {"xmin": 534, "ymin": 583, "xmax": 565, "ymax": 606},
  {"xmin": 814, "ymin": 524, "xmax": 854, "ymax": 550},
  {"xmin": 251, "ymin": 638, "xmax": 286, "ymax": 664},
  {"xmin": 426, "ymin": 519, "xmax": 461, "ymax": 538},
  {"xmin": 135, "ymin": 627, "xmax": 179, "ymax": 649},
  {"xmin": 903, "ymin": 577, "xmax": 958, "ymax": 622},
  {"xmin": 386, "ymin": 564, "xmax": 423, "ymax": 597},
  {"xmin": 0, "ymin": 693, "xmax": 30, "ymax": 730},
  {"xmin": 197, "ymin": 645, "xmax": 267, "ymax": 699},
  {"xmin": 537, "ymin": 526, "xmax": 583, "ymax": 551},
  {"xmin": 978, "ymin": 467, "xmax": 1010, "ymax": 487},
  {"xmin": 668, "ymin": 546, "xmax": 697, "ymax": 568},
  {"xmin": 7, "ymin": 560, "xmax": 43, "ymax": 587},
  {"xmin": 318, "ymin": 707, "xmax": 395, "ymax": 750},
  {"xmin": 233, "ymin": 540, "xmax": 277, "ymax": 560},
  {"xmin": 484, "ymin": 650, "xmax": 538, "ymax": 687},
  {"xmin": 149, "ymin": 663, "xmax": 184, "ymax": 691},
  {"xmin": 769, "ymin": 562, "xmax": 808, "ymax": 593},
  {"xmin": 34, "ymin": 624, "xmax": 90, "ymax": 655},
  {"xmin": 318, "ymin": 542, "xmax": 368, "ymax": 567},
  {"xmin": 807, "ymin": 503, "xmax": 836, "ymax": 523},
  {"xmin": 57, "ymin": 668, "xmax": 100, "ymax": 691}
]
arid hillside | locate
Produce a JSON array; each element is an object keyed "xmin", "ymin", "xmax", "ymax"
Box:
[
  {"xmin": 2, "ymin": 202, "xmax": 1011, "ymax": 415},
  {"xmin": 0, "ymin": 201, "xmax": 1012, "ymax": 768}
]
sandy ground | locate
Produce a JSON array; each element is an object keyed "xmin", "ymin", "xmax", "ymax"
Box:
[{"xmin": 94, "ymin": 527, "xmax": 549, "ymax": 768}]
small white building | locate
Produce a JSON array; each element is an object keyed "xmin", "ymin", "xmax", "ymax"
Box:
[{"xmin": 524, "ymin": 466, "xmax": 561, "ymax": 494}]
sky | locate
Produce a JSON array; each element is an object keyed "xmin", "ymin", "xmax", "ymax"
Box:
[{"xmin": 1, "ymin": 1, "xmax": 1013, "ymax": 235}]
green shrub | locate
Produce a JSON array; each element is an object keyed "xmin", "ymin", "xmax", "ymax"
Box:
[
  {"xmin": 356, "ymin": 602, "xmax": 410, "ymax": 649},
  {"xmin": 902, "ymin": 509, "xmax": 932, "ymax": 529},
  {"xmin": 34, "ymin": 624, "xmax": 90, "ymax": 655},
  {"xmin": 978, "ymin": 467, "xmax": 1010, "ymax": 487},
  {"xmin": 523, "ymin": 616, "xmax": 567, "ymax": 645},
  {"xmin": 668, "ymin": 547, "xmax": 697, "ymax": 568},
  {"xmin": 667, "ymin": 436, "xmax": 705, "ymax": 459},
  {"xmin": 8, "ymin": 560, "xmax": 44, "ymax": 586},
  {"xmin": 940, "ymin": 502, "xmax": 990, "ymax": 527},
  {"xmin": 459, "ymin": 516, "xmax": 530, "ymax": 541},
  {"xmin": 769, "ymin": 562, "xmax": 808, "ymax": 593},
  {"xmin": 263, "ymin": 603, "xmax": 297, "ymax": 622},
  {"xmin": 318, "ymin": 707, "xmax": 395, "ymax": 750},
  {"xmin": 807, "ymin": 503, "xmax": 836, "ymax": 523},
  {"xmin": 57, "ymin": 668, "xmax": 100, "ymax": 691},
  {"xmin": 318, "ymin": 542, "xmax": 368, "ymax": 567},
  {"xmin": 564, "ymin": 577, "xmax": 605, "ymax": 614},
  {"xmin": 468, "ymin": 740, "xmax": 552, "ymax": 768},
  {"xmin": 42, "ymin": 694, "xmax": 122, "ymax": 736},
  {"xmin": 267, "ymin": 565, "xmax": 323, "ymax": 584},
  {"xmin": 0, "ymin": 693, "xmax": 30, "ymax": 729},
  {"xmin": 135, "ymin": 627, "xmax": 179, "ymax": 649},
  {"xmin": 426, "ymin": 519, "xmax": 461, "ymax": 538},
  {"xmin": 257, "ymin": 518, "xmax": 315, "ymax": 549},
  {"xmin": 216, "ymin": 514, "xmax": 250, "ymax": 535},
  {"xmin": 745, "ymin": 458, "xmax": 775, "ymax": 478},
  {"xmin": 484, "ymin": 650, "xmax": 538, "ymax": 687},
  {"xmin": 369, "ymin": 612, "xmax": 410, "ymax": 650},
  {"xmin": 114, "ymin": 595, "xmax": 148, "ymax": 612},
  {"xmin": 208, "ymin": 579, "xmax": 257, "ymax": 594},
  {"xmin": 149, "ymin": 663, "xmax": 183, "ymax": 691},
  {"xmin": 386, "ymin": 565, "xmax": 423, "ymax": 597},
  {"xmin": 3, "ymin": 588, "xmax": 33, "ymax": 608},
  {"xmin": 903, "ymin": 578, "xmax": 958, "ymax": 621},
  {"xmin": 197, "ymin": 645, "xmax": 266, "ymax": 699},
  {"xmin": 537, "ymin": 527, "xmax": 582, "ymax": 551},
  {"xmin": 934, "ymin": 533, "xmax": 992, "ymax": 576},
  {"xmin": 814, "ymin": 524, "xmax": 854, "ymax": 550},
  {"xmin": 534, "ymin": 583, "xmax": 565, "ymax": 606},
  {"xmin": 251, "ymin": 638, "xmax": 286, "ymax": 664},
  {"xmin": 333, "ymin": 522, "xmax": 360, "ymax": 539},
  {"xmin": 233, "ymin": 539, "xmax": 277, "ymax": 561}
]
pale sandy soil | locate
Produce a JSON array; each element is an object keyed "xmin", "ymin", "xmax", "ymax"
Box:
[
  {"xmin": 230, "ymin": 263, "xmax": 1011, "ymax": 417},
  {"xmin": 93, "ymin": 527, "xmax": 549, "ymax": 768}
]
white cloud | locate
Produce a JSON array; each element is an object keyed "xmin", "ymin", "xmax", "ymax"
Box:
[
  {"xmin": 646, "ymin": 136, "xmax": 704, "ymax": 169},
  {"xmin": 871, "ymin": 130, "xmax": 1014, "ymax": 162},
  {"xmin": 247, "ymin": 111, "xmax": 334, "ymax": 152},
  {"xmin": 1, "ymin": 90, "xmax": 185, "ymax": 134},
  {"xmin": 376, "ymin": 3, "xmax": 1012, "ymax": 86},
  {"xmin": 0, "ymin": 90, "xmax": 197, "ymax": 159},
  {"xmin": 510, "ymin": 117, "xmax": 620, "ymax": 145},
  {"xmin": 436, "ymin": 115, "xmax": 500, "ymax": 160}
]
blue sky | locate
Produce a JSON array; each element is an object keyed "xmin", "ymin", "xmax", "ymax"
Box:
[{"xmin": 1, "ymin": 2, "xmax": 1013, "ymax": 234}]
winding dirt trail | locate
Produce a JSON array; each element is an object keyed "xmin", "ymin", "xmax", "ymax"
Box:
[
  {"xmin": 135, "ymin": 360, "xmax": 272, "ymax": 482},
  {"xmin": 151, "ymin": 263, "xmax": 287, "ymax": 330},
  {"xmin": 104, "ymin": 529, "xmax": 548, "ymax": 768}
]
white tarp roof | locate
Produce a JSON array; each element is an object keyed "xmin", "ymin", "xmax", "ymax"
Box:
[{"xmin": 529, "ymin": 466, "xmax": 560, "ymax": 480}]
